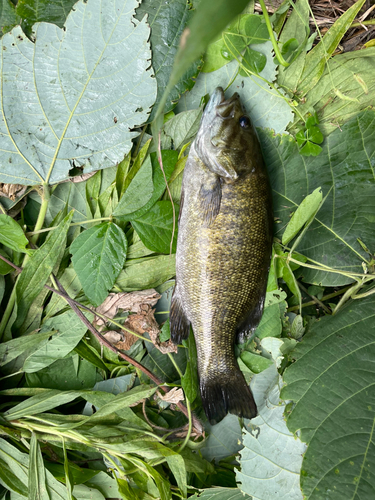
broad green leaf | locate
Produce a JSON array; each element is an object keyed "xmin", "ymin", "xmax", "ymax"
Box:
[
  {"xmin": 23, "ymin": 310, "xmax": 89, "ymax": 373},
  {"xmin": 16, "ymin": 0, "xmax": 76, "ymax": 36},
  {"xmin": 0, "ymin": 214, "xmax": 31, "ymax": 254},
  {"xmin": 0, "ymin": 0, "xmax": 156, "ymax": 185},
  {"xmin": 71, "ymin": 484, "xmax": 105, "ymax": 500},
  {"xmin": 0, "ymin": 249, "xmax": 14, "ymax": 274},
  {"xmin": 132, "ymin": 201, "xmax": 179, "ymax": 254},
  {"xmin": 82, "ymin": 374, "xmax": 136, "ymax": 415},
  {"xmin": 29, "ymin": 433, "xmax": 49, "ymax": 500},
  {"xmin": 44, "ymin": 462, "xmax": 99, "ymax": 486},
  {"xmin": 135, "ymin": 0, "xmax": 201, "ymax": 119},
  {"xmin": 237, "ymin": 363, "xmax": 306, "ymax": 500},
  {"xmin": 26, "ymin": 354, "xmax": 97, "ymax": 390},
  {"xmin": 114, "ymin": 150, "xmax": 179, "ymax": 219},
  {"xmin": 281, "ymin": 295, "xmax": 375, "ymax": 500},
  {"xmin": 260, "ymin": 109, "xmax": 375, "ymax": 286},
  {"xmin": 282, "ymin": 187, "xmax": 322, "ymax": 245},
  {"xmin": 181, "ymin": 333, "xmax": 198, "ymax": 403},
  {"xmin": 13, "ymin": 211, "xmax": 73, "ymax": 331},
  {"xmin": 84, "ymin": 472, "xmax": 121, "ymax": 499},
  {"xmin": 74, "ymin": 340, "xmax": 109, "ymax": 373},
  {"xmin": 239, "ymin": 46, "xmax": 267, "ymax": 76},
  {"xmin": 201, "ymin": 414, "xmax": 243, "ymax": 462},
  {"xmin": 116, "ymin": 254, "xmax": 176, "ymax": 291},
  {"xmin": 71, "ymin": 222, "xmax": 127, "ymax": 307},
  {"xmin": 297, "ymin": 0, "xmax": 366, "ymax": 95},
  {"xmin": 142, "ymin": 344, "xmax": 187, "ymax": 384},
  {"xmin": 188, "ymin": 488, "xmax": 252, "ymax": 500},
  {"xmin": 0, "ymin": 330, "xmax": 56, "ymax": 367},
  {"xmin": 0, "ymin": 0, "xmax": 20, "ymax": 37},
  {"xmin": 293, "ymin": 47, "xmax": 375, "ymax": 136},
  {"xmin": 177, "ymin": 41, "xmax": 294, "ymax": 134}
]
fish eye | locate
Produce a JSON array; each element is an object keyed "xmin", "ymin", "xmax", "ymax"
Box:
[{"xmin": 239, "ymin": 116, "xmax": 250, "ymax": 128}]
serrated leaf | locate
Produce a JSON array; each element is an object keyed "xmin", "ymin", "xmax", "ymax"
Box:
[
  {"xmin": 162, "ymin": 107, "xmax": 203, "ymax": 150},
  {"xmin": 23, "ymin": 310, "xmax": 89, "ymax": 373},
  {"xmin": 237, "ymin": 363, "xmax": 306, "ymax": 500},
  {"xmin": 177, "ymin": 41, "xmax": 293, "ymax": 134},
  {"xmin": 201, "ymin": 414, "xmax": 243, "ymax": 462},
  {"xmin": 71, "ymin": 222, "xmax": 127, "ymax": 307},
  {"xmin": 282, "ymin": 187, "xmax": 322, "ymax": 245},
  {"xmin": 132, "ymin": 200, "xmax": 179, "ymax": 254},
  {"xmin": 135, "ymin": 0, "xmax": 201, "ymax": 119},
  {"xmin": 13, "ymin": 211, "xmax": 73, "ymax": 331},
  {"xmin": 260, "ymin": 109, "xmax": 375, "ymax": 286},
  {"xmin": 0, "ymin": 0, "xmax": 21, "ymax": 37},
  {"xmin": 281, "ymin": 295, "xmax": 375, "ymax": 500},
  {"xmin": 0, "ymin": 214, "xmax": 32, "ymax": 254},
  {"xmin": 16, "ymin": 0, "xmax": 76, "ymax": 31},
  {"xmin": 0, "ymin": 0, "xmax": 156, "ymax": 185}
]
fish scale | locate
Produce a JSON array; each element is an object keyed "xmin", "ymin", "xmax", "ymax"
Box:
[{"xmin": 170, "ymin": 87, "xmax": 273, "ymax": 424}]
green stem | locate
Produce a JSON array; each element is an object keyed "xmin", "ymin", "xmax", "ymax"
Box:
[
  {"xmin": 27, "ymin": 217, "xmax": 111, "ymax": 236},
  {"xmin": 350, "ymin": 19, "xmax": 375, "ymax": 28},
  {"xmin": 30, "ymin": 183, "xmax": 50, "ymax": 246},
  {"xmin": 258, "ymin": 0, "xmax": 290, "ymax": 67},
  {"xmin": 287, "ymin": 285, "xmax": 353, "ymax": 312}
]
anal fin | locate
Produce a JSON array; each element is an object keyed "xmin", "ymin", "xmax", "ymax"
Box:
[
  {"xmin": 199, "ymin": 175, "xmax": 222, "ymax": 227},
  {"xmin": 170, "ymin": 289, "xmax": 190, "ymax": 345}
]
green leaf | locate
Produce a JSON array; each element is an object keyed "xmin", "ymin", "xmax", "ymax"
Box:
[
  {"xmin": 188, "ymin": 488, "xmax": 252, "ymax": 500},
  {"xmin": 3, "ymin": 389, "xmax": 87, "ymax": 420},
  {"xmin": 29, "ymin": 433, "xmax": 49, "ymax": 500},
  {"xmin": 0, "ymin": 330, "xmax": 56, "ymax": 368},
  {"xmin": 23, "ymin": 310, "xmax": 89, "ymax": 373},
  {"xmin": 16, "ymin": 0, "xmax": 77, "ymax": 32},
  {"xmin": 71, "ymin": 222, "xmax": 127, "ymax": 307},
  {"xmin": 295, "ymin": 47, "xmax": 375, "ymax": 136},
  {"xmin": 297, "ymin": 0, "xmax": 366, "ymax": 95},
  {"xmin": 299, "ymin": 141, "xmax": 322, "ymax": 157},
  {"xmin": 237, "ymin": 362, "xmax": 306, "ymax": 499},
  {"xmin": 116, "ymin": 254, "xmax": 176, "ymax": 291},
  {"xmin": 0, "ymin": 0, "xmax": 156, "ymax": 185},
  {"xmin": 44, "ymin": 265, "xmax": 81, "ymax": 319},
  {"xmin": 253, "ymin": 290, "xmax": 287, "ymax": 340},
  {"xmin": 26, "ymin": 354, "xmax": 97, "ymax": 390},
  {"xmin": 132, "ymin": 201, "xmax": 179, "ymax": 254},
  {"xmin": 113, "ymin": 156, "xmax": 154, "ymax": 217},
  {"xmin": 135, "ymin": 0, "xmax": 201, "ymax": 119},
  {"xmin": 159, "ymin": 319, "xmax": 171, "ymax": 342},
  {"xmin": 201, "ymin": 414, "xmax": 243, "ymax": 462},
  {"xmin": 307, "ymin": 126, "xmax": 324, "ymax": 144},
  {"xmin": 240, "ymin": 351, "xmax": 273, "ymax": 374},
  {"xmin": 239, "ymin": 46, "xmax": 267, "ymax": 76},
  {"xmin": 181, "ymin": 333, "xmax": 198, "ymax": 403},
  {"xmin": 13, "ymin": 211, "xmax": 73, "ymax": 331},
  {"xmin": 0, "ymin": 214, "xmax": 31, "ymax": 254},
  {"xmin": 281, "ymin": 295, "xmax": 375, "ymax": 500},
  {"xmin": 260, "ymin": 109, "xmax": 375, "ymax": 286},
  {"xmin": 177, "ymin": 41, "xmax": 294, "ymax": 134},
  {"xmin": 0, "ymin": 0, "xmax": 21, "ymax": 37},
  {"xmin": 0, "ymin": 439, "xmax": 29, "ymax": 496},
  {"xmin": 162, "ymin": 107, "xmax": 203, "ymax": 150},
  {"xmin": 114, "ymin": 151, "xmax": 179, "ymax": 219},
  {"xmin": 282, "ymin": 187, "xmax": 322, "ymax": 245}
]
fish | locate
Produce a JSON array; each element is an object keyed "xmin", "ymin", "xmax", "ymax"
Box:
[{"xmin": 170, "ymin": 87, "xmax": 273, "ymax": 425}]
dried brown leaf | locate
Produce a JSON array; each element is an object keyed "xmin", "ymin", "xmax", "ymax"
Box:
[
  {"xmin": 0, "ymin": 183, "xmax": 27, "ymax": 200},
  {"xmin": 158, "ymin": 387, "xmax": 184, "ymax": 405},
  {"xmin": 94, "ymin": 289, "xmax": 161, "ymax": 328}
]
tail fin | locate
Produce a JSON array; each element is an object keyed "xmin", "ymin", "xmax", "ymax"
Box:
[{"xmin": 200, "ymin": 369, "xmax": 257, "ymax": 425}]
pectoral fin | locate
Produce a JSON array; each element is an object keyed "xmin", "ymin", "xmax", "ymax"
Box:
[
  {"xmin": 170, "ymin": 288, "xmax": 190, "ymax": 345},
  {"xmin": 199, "ymin": 175, "xmax": 222, "ymax": 227}
]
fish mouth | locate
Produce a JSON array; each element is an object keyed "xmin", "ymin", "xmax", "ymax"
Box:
[{"xmin": 204, "ymin": 87, "xmax": 240, "ymax": 120}]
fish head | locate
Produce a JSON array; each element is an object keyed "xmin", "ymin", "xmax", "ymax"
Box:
[{"xmin": 195, "ymin": 87, "xmax": 257, "ymax": 182}]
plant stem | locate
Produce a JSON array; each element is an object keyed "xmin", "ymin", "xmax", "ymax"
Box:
[
  {"xmin": 297, "ymin": 281, "xmax": 331, "ymax": 314},
  {"xmin": 287, "ymin": 285, "xmax": 353, "ymax": 312},
  {"xmin": 258, "ymin": 0, "xmax": 290, "ymax": 67},
  {"xmin": 30, "ymin": 183, "xmax": 50, "ymax": 245},
  {"xmin": 27, "ymin": 217, "xmax": 112, "ymax": 236}
]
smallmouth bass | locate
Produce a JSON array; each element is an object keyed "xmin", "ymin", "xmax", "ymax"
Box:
[{"xmin": 170, "ymin": 87, "xmax": 273, "ymax": 424}]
